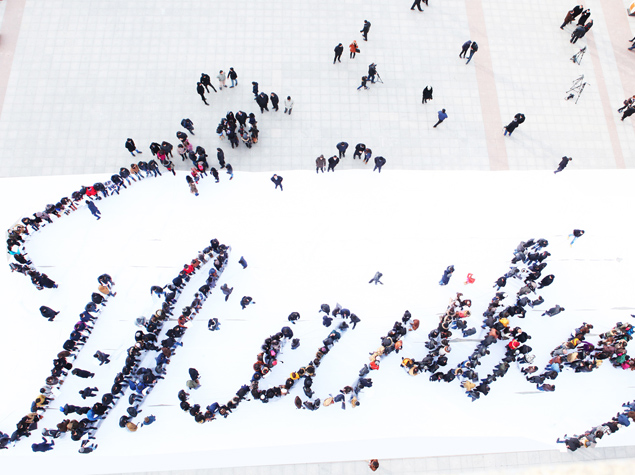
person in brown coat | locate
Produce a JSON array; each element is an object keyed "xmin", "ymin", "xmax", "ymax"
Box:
[{"xmin": 369, "ymin": 459, "xmax": 379, "ymax": 471}]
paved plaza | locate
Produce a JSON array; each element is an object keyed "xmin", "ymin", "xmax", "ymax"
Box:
[{"xmin": 1, "ymin": 1, "xmax": 635, "ymax": 474}]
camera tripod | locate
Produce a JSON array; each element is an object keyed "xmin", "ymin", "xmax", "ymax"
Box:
[{"xmin": 565, "ymin": 75, "xmax": 588, "ymax": 104}]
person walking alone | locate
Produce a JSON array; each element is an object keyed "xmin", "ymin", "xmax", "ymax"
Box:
[
  {"xmin": 411, "ymin": 0, "xmax": 423, "ymax": 11},
  {"xmin": 569, "ymin": 229, "xmax": 585, "ymax": 245},
  {"xmin": 554, "ymin": 156, "xmax": 572, "ymax": 174},
  {"xmin": 125, "ymin": 138, "xmax": 143, "ymax": 157},
  {"xmin": 334, "ymin": 43, "xmax": 343, "ymax": 63},
  {"xmin": 271, "ymin": 174, "xmax": 283, "ymax": 191},
  {"xmin": 361, "ymin": 20, "xmax": 371, "ymax": 41},
  {"xmin": 433, "ymin": 109, "xmax": 448, "ymax": 128},
  {"xmin": 87, "ymin": 200, "xmax": 102, "ymax": 220}
]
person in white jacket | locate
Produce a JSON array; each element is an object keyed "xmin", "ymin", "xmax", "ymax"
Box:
[
  {"xmin": 284, "ymin": 96, "xmax": 294, "ymax": 115},
  {"xmin": 217, "ymin": 70, "xmax": 227, "ymax": 89}
]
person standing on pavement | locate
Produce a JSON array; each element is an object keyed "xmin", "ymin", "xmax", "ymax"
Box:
[
  {"xmin": 466, "ymin": 42, "xmax": 478, "ymax": 64},
  {"xmin": 459, "ymin": 40, "xmax": 472, "ymax": 58},
  {"xmin": 200, "ymin": 73, "xmax": 217, "ymax": 93},
  {"xmin": 433, "ymin": 109, "xmax": 448, "ymax": 128},
  {"xmin": 271, "ymin": 174, "xmax": 283, "ymax": 191},
  {"xmin": 228, "ymin": 68, "xmax": 238, "ymax": 87},
  {"xmin": 284, "ymin": 96, "xmax": 294, "ymax": 115},
  {"xmin": 554, "ymin": 156, "xmax": 572, "ymax": 174},
  {"xmin": 125, "ymin": 138, "xmax": 143, "ymax": 157},
  {"xmin": 197, "ymin": 82, "xmax": 209, "ymax": 105},
  {"xmin": 411, "ymin": 0, "xmax": 423, "ymax": 12},
  {"xmin": 334, "ymin": 43, "xmax": 344, "ymax": 63},
  {"xmin": 361, "ymin": 20, "xmax": 371, "ymax": 41}
]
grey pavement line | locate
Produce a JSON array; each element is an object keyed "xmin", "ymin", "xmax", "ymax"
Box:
[
  {"xmin": 122, "ymin": 446, "xmax": 635, "ymax": 475},
  {"xmin": 0, "ymin": 0, "xmax": 26, "ymax": 122},
  {"xmin": 586, "ymin": 30, "xmax": 626, "ymax": 169},
  {"xmin": 464, "ymin": 0, "xmax": 508, "ymax": 171},
  {"xmin": 603, "ymin": 0, "xmax": 635, "ymax": 139}
]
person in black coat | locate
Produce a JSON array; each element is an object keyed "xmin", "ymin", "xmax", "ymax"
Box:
[
  {"xmin": 336, "ymin": 142, "xmax": 348, "ymax": 158},
  {"xmin": 252, "ymin": 81, "xmax": 259, "ymax": 98},
  {"xmin": 504, "ymin": 119, "xmax": 519, "ymax": 136},
  {"xmin": 196, "ymin": 82, "xmax": 209, "ymax": 105},
  {"xmin": 333, "ymin": 43, "xmax": 344, "ymax": 63},
  {"xmin": 361, "ymin": 20, "xmax": 371, "ymax": 41},
  {"xmin": 373, "ymin": 156, "xmax": 386, "ymax": 173},
  {"xmin": 353, "ymin": 143, "xmax": 366, "ymax": 159},
  {"xmin": 240, "ymin": 296, "xmax": 255, "ymax": 309},
  {"xmin": 270, "ymin": 93, "xmax": 279, "ymax": 111},
  {"xmin": 288, "ymin": 312, "xmax": 300, "ymax": 324},
  {"xmin": 189, "ymin": 368, "xmax": 200, "ymax": 382},
  {"xmin": 577, "ymin": 8, "xmax": 590, "ymax": 26},
  {"xmin": 200, "ymin": 73, "xmax": 217, "ymax": 93},
  {"xmin": 271, "ymin": 174, "xmax": 283, "ymax": 191},
  {"xmin": 40, "ymin": 306, "xmax": 59, "ymax": 322},
  {"xmin": 125, "ymin": 138, "xmax": 142, "ymax": 157},
  {"xmin": 72, "ymin": 368, "xmax": 95, "ymax": 379},
  {"xmin": 327, "ymin": 156, "xmax": 339, "ymax": 172},
  {"xmin": 554, "ymin": 156, "xmax": 572, "ymax": 174},
  {"xmin": 537, "ymin": 274, "xmax": 554, "ymax": 289},
  {"xmin": 256, "ymin": 92, "xmax": 269, "ymax": 113},
  {"xmin": 422, "ymin": 86, "xmax": 433, "ymax": 104}
]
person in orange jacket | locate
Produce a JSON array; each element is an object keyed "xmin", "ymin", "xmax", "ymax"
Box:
[{"xmin": 350, "ymin": 41, "xmax": 359, "ymax": 59}]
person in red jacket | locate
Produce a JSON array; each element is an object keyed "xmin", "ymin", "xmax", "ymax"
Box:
[{"xmin": 350, "ymin": 41, "xmax": 359, "ymax": 59}]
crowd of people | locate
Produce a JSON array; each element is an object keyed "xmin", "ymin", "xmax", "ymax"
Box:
[
  {"xmin": 216, "ymin": 110, "xmax": 260, "ymax": 150},
  {"xmin": 177, "ymin": 304, "xmax": 360, "ymax": 423},
  {"xmin": 113, "ymin": 239, "xmax": 231, "ymax": 433},
  {"xmin": 0, "ymin": 275, "xmax": 114, "ymax": 451}
]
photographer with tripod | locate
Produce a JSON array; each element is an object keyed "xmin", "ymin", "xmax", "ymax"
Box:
[{"xmin": 367, "ymin": 63, "xmax": 383, "ymax": 84}]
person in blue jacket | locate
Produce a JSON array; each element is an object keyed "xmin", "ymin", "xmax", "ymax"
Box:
[
  {"xmin": 433, "ymin": 109, "xmax": 448, "ymax": 128},
  {"xmin": 336, "ymin": 141, "xmax": 349, "ymax": 158}
]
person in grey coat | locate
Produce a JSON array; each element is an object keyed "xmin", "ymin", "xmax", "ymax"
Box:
[{"xmin": 369, "ymin": 272, "xmax": 384, "ymax": 285}]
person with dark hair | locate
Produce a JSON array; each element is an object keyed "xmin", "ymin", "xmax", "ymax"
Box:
[
  {"xmin": 537, "ymin": 274, "xmax": 555, "ymax": 289},
  {"xmin": 240, "ymin": 296, "xmax": 255, "ymax": 309},
  {"xmin": 86, "ymin": 200, "xmax": 101, "ymax": 220},
  {"xmin": 31, "ymin": 437, "xmax": 55, "ymax": 452},
  {"xmin": 270, "ymin": 92, "xmax": 280, "ymax": 111},
  {"xmin": 354, "ymin": 143, "xmax": 366, "ymax": 159},
  {"xmin": 256, "ymin": 92, "xmax": 269, "ymax": 113},
  {"xmin": 369, "ymin": 272, "xmax": 384, "ymax": 285},
  {"xmin": 72, "ymin": 369, "xmax": 95, "ymax": 379},
  {"xmin": 327, "ymin": 155, "xmax": 340, "ymax": 172},
  {"xmin": 271, "ymin": 174, "xmax": 283, "ymax": 191},
  {"xmin": 411, "ymin": 0, "xmax": 423, "ymax": 11},
  {"xmin": 361, "ymin": 20, "xmax": 371, "ymax": 41},
  {"xmin": 288, "ymin": 312, "xmax": 300, "ymax": 324},
  {"xmin": 439, "ymin": 265, "xmax": 455, "ymax": 285},
  {"xmin": 196, "ymin": 82, "xmax": 209, "ymax": 105},
  {"xmin": 40, "ymin": 306, "xmax": 59, "ymax": 322},
  {"xmin": 554, "ymin": 156, "xmax": 572, "ymax": 174},
  {"xmin": 334, "ymin": 43, "xmax": 344, "ymax": 63},
  {"xmin": 200, "ymin": 72, "xmax": 217, "ymax": 93},
  {"xmin": 466, "ymin": 41, "xmax": 478, "ymax": 64},
  {"xmin": 216, "ymin": 148, "xmax": 226, "ymax": 169},
  {"xmin": 422, "ymin": 86, "xmax": 433, "ymax": 104},
  {"xmin": 459, "ymin": 40, "xmax": 472, "ymax": 58},
  {"xmin": 569, "ymin": 229, "xmax": 585, "ymax": 245},
  {"xmin": 577, "ymin": 8, "xmax": 590, "ymax": 26},
  {"xmin": 79, "ymin": 387, "xmax": 99, "ymax": 399},
  {"xmin": 433, "ymin": 109, "xmax": 448, "ymax": 128},
  {"xmin": 316, "ymin": 154, "xmax": 326, "ymax": 173},
  {"xmin": 336, "ymin": 142, "xmax": 349, "ymax": 159},
  {"xmin": 373, "ymin": 156, "xmax": 386, "ymax": 173},
  {"xmin": 542, "ymin": 305, "xmax": 565, "ymax": 317},
  {"xmin": 284, "ymin": 96, "xmax": 294, "ymax": 115},
  {"xmin": 125, "ymin": 138, "xmax": 142, "ymax": 157},
  {"xmin": 228, "ymin": 67, "xmax": 238, "ymax": 87}
]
